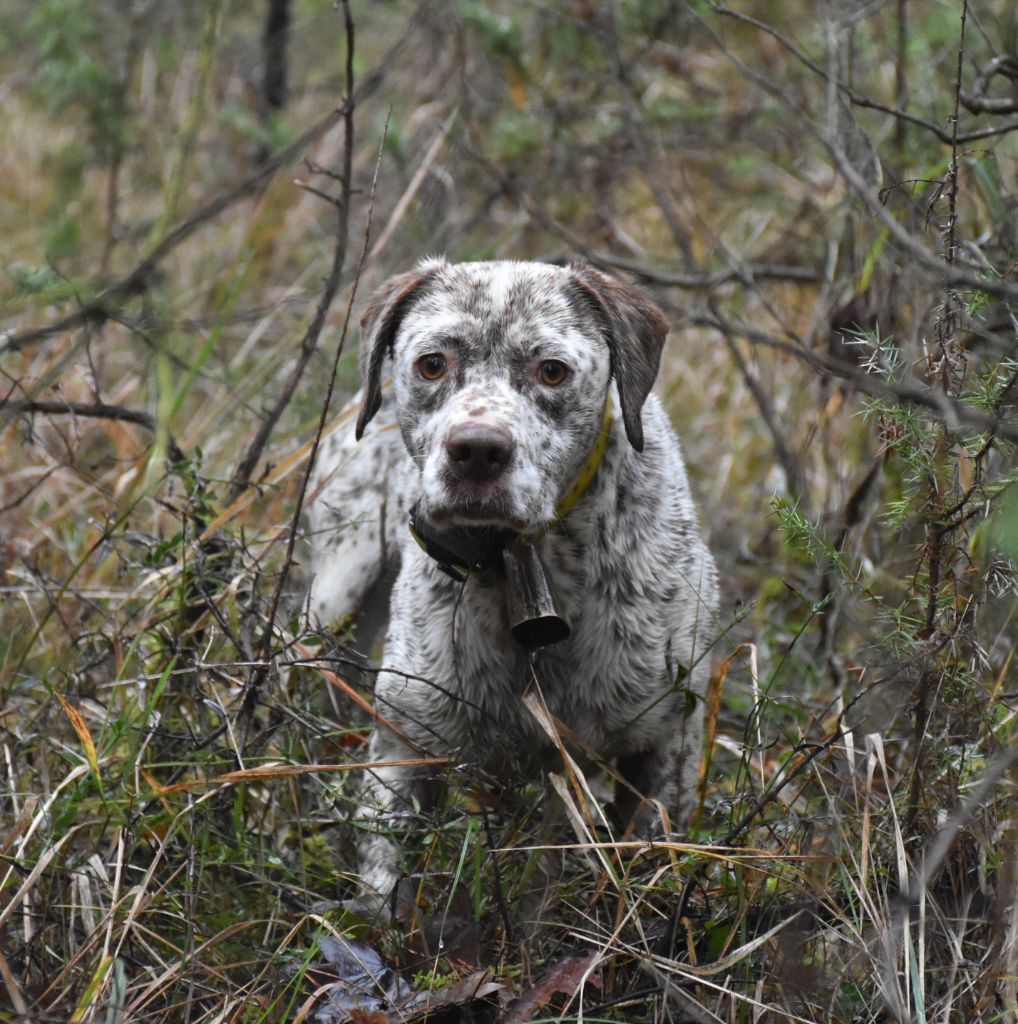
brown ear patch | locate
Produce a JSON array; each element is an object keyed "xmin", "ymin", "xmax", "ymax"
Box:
[
  {"xmin": 567, "ymin": 263, "xmax": 669, "ymax": 451},
  {"xmin": 355, "ymin": 264, "xmax": 444, "ymax": 439}
]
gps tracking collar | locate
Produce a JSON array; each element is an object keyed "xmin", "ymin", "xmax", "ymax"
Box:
[
  {"xmin": 407, "ymin": 504, "xmax": 506, "ymax": 580},
  {"xmin": 407, "ymin": 395, "xmax": 614, "ymax": 651}
]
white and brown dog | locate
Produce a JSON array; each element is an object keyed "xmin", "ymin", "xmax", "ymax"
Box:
[{"xmin": 307, "ymin": 258, "xmax": 718, "ymax": 908}]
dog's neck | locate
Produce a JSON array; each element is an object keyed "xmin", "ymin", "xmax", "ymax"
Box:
[{"xmin": 550, "ymin": 394, "xmax": 613, "ymax": 523}]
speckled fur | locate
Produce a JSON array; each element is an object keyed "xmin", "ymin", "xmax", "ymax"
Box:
[{"xmin": 307, "ymin": 259, "xmax": 719, "ymax": 906}]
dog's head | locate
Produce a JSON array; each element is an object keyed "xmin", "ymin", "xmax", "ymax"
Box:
[{"xmin": 355, "ymin": 258, "xmax": 668, "ymax": 531}]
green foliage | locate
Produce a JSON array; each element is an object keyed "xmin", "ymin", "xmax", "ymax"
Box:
[
  {"xmin": 492, "ymin": 109, "xmax": 542, "ymax": 161},
  {"xmin": 25, "ymin": 0, "xmax": 126, "ymax": 158},
  {"xmin": 218, "ymin": 104, "xmax": 295, "ymax": 153},
  {"xmin": 458, "ymin": 2, "xmax": 522, "ymax": 62},
  {"xmin": 989, "ymin": 482, "xmax": 1018, "ymax": 559},
  {"xmin": 9, "ymin": 262, "xmax": 70, "ymax": 295},
  {"xmin": 772, "ymin": 497, "xmax": 849, "ymax": 577},
  {"xmin": 43, "ymin": 214, "xmax": 80, "ymax": 260}
]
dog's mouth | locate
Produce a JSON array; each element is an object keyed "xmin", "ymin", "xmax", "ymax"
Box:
[
  {"xmin": 424, "ymin": 485, "xmax": 531, "ymax": 532},
  {"xmin": 428, "ymin": 499, "xmax": 529, "ymax": 532}
]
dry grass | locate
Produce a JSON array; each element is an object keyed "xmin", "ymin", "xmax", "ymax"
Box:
[{"xmin": 2, "ymin": 1, "xmax": 1017, "ymax": 1021}]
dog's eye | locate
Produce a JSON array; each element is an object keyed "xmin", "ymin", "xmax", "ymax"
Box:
[
  {"xmin": 416, "ymin": 353, "xmax": 447, "ymax": 381},
  {"xmin": 537, "ymin": 360, "xmax": 569, "ymax": 386}
]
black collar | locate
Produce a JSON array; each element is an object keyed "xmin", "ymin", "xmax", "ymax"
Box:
[{"xmin": 408, "ymin": 501, "xmax": 507, "ymax": 580}]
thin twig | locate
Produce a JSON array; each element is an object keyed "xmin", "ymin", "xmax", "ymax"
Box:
[
  {"xmin": 227, "ymin": 13, "xmax": 359, "ymax": 506},
  {"xmin": 893, "ymin": 0, "xmax": 908, "ymax": 150},
  {"xmin": 3, "ymin": 399, "xmax": 185, "ymax": 464},
  {"xmin": 243, "ymin": 0, "xmax": 361, "ymax": 710},
  {"xmin": 686, "ymin": 309, "xmax": 1018, "ymax": 445},
  {"xmin": 600, "ymin": 5, "xmax": 692, "ymax": 263},
  {"xmin": 591, "ymin": 254, "xmax": 822, "ymax": 288},
  {"xmin": 945, "ymin": 0, "xmax": 968, "ymax": 279},
  {"xmin": 710, "ymin": 305, "xmax": 807, "ymax": 501}
]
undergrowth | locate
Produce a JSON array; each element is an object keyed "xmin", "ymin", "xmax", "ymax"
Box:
[{"xmin": 2, "ymin": 1, "xmax": 1017, "ymax": 1021}]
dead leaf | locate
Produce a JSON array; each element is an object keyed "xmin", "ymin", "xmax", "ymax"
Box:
[
  {"xmin": 54, "ymin": 691, "xmax": 100, "ymax": 782},
  {"xmin": 503, "ymin": 950, "xmax": 601, "ymax": 1023}
]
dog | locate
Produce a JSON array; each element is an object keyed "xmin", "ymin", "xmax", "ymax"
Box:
[{"xmin": 307, "ymin": 257, "xmax": 718, "ymax": 908}]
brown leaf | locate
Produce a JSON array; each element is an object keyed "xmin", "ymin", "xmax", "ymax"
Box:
[
  {"xmin": 54, "ymin": 691, "xmax": 100, "ymax": 782},
  {"xmin": 503, "ymin": 951, "xmax": 602, "ymax": 1023},
  {"xmin": 348, "ymin": 1011, "xmax": 389, "ymax": 1024}
]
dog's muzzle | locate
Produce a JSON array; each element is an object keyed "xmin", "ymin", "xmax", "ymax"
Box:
[
  {"xmin": 444, "ymin": 422, "xmax": 515, "ymax": 484},
  {"xmin": 407, "ymin": 393, "xmax": 614, "ymax": 652}
]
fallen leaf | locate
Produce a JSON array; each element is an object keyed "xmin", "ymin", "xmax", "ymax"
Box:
[{"xmin": 503, "ymin": 950, "xmax": 602, "ymax": 1023}]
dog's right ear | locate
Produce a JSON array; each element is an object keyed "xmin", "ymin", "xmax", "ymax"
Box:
[{"xmin": 355, "ymin": 258, "xmax": 445, "ymax": 439}]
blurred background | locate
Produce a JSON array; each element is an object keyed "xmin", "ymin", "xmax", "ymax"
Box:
[{"xmin": 2, "ymin": 2, "xmax": 1018, "ymax": 1021}]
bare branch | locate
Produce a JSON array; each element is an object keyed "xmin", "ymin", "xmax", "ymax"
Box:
[
  {"xmin": 688, "ymin": 309, "xmax": 1018, "ymax": 446},
  {"xmin": 595, "ymin": 254, "xmax": 823, "ymax": 288},
  {"xmin": 249, "ymin": 2, "xmax": 383, "ymax": 698},
  {"xmin": 714, "ymin": 4, "xmax": 1018, "ymax": 145},
  {"xmin": 695, "ymin": 7, "xmax": 1018, "ymax": 305},
  {"xmin": 3, "ymin": 399, "xmax": 185, "ymax": 464},
  {"xmin": 713, "ymin": 309, "xmax": 807, "ymax": 501},
  {"xmin": 0, "ymin": 9, "xmax": 424, "ymax": 356},
  {"xmin": 599, "ymin": 6, "xmax": 693, "ymax": 263},
  {"xmin": 225, "ymin": 32, "xmax": 357, "ymax": 505},
  {"xmin": 960, "ymin": 55, "xmax": 1018, "ymax": 114}
]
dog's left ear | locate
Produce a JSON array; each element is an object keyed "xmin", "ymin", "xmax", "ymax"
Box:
[
  {"xmin": 568, "ymin": 263, "xmax": 669, "ymax": 452},
  {"xmin": 355, "ymin": 258, "xmax": 446, "ymax": 439}
]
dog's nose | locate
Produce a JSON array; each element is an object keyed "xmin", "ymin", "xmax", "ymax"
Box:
[{"xmin": 445, "ymin": 423, "xmax": 514, "ymax": 483}]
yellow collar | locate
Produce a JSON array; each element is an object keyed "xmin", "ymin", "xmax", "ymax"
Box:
[{"xmin": 553, "ymin": 394, "xmax": 614, "ymax": 522}]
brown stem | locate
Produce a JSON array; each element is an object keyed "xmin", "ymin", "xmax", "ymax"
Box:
[
  {"xmin": 247, "ymin": 1, "xmax": 374, "ymax": 711},
  {"xmin": 262, "ymin": 0, "xmax": 291, "ymax": 114},
  {"xmin": 894, "ymin": 0, "xmax": 908, "ymax": 150},
  {"xmin": 3, "ymin": 399, "xmax": 185, "ymax": 464}
]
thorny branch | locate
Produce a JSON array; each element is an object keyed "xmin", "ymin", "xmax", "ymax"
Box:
[
  {"xmin": 688, "ymin": 310, "xmax": 1018, "ymax": 446},
  {"xmin": 906, "ymin": 0, "xmax": 971, "ymax": 840}
]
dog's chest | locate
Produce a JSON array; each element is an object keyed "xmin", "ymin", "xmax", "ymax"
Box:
[{"xmin": 431, "ymin": 555, "xmax": 681, "ymax": 761}]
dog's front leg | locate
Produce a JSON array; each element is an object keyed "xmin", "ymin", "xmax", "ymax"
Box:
[
  {"xmin": 614, "ymin": 745, "xmax": 678, "ymax": 835},
  {"xmin": 356, "ymin": 759, "xmax": 410, "ymax": 909},
  {"xmin": 614, "ymin": 713, "xmax": 704, "ymax": 835},
  {"xmin": 355, "ymin": 727, "xmax": 431, "ymax": 912}
]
